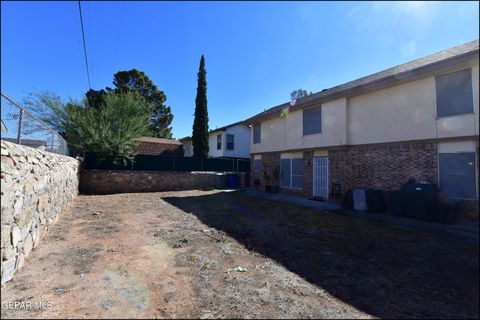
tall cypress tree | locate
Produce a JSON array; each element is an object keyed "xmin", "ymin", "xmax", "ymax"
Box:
[{"xmin": 192, "ymin": 54, "xmax": 209, "ymax": 157}]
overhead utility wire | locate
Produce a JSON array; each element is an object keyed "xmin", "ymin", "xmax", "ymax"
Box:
[{"xmin": 78, "ymin": 0, "xmax": 91, "ymax": 89}]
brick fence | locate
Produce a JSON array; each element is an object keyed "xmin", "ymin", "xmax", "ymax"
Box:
[{"xmin": 80, "ymin": 170, "xmax": 246, "ymax": 195}]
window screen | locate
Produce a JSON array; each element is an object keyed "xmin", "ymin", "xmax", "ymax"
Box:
[
  {"xmin": 226, "ymin": 134, "xmax": 234, "ymax": 150},
  {"xmin": 291, "ymin": 158, "xmax": 304, "ymax": 189},
  {"xmin": 216, "ymin": 134, "xmax": 222, "ymax": 150},
  {"xmin": 253, "ymin": 159, "xmax": 262, "ymax": 172},
  {"xmin": 280, "ymin": 159, "xmax": 291, "ymax": 187},
  {"xmin": 436, "ymin": 68, "xmax": 473, "ymax": 117},
  {"xmin": 280, "ymin": 158, "xmax": 304, "ymax": 189},
  {"xmin": 253, "ymin": 124, "xmax": 261, "ymax": 144},
  {"xmin": 303, "ymin": 106, "xmax": 322, "ymax": 135},
  {"xmin": 439, "ymin": 152, "xmax": 476, "ymax": 199}
]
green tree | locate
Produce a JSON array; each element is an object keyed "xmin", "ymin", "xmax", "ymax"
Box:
[
  {"xmin": 68, "ymin": 92, "xmax": 153, "ymax": 163},
  {"xmin": 85, "ymin": 69, "xmax": 173, "ymax": 138},
  {"xmin": 291, "ymin": 89, "xmax": 313, "ymax": 100},
  {"xmin": 85, "ymin": 88, "xmax": 108, "ymax": 109},
  {"xmin": 23, "ymin": 91, "xmax": 77, "ymax": 138},
  {"xmin": 25, "ymin": 91, "xmax": 152, "ymax": 163},
  {"xmin": 192, "ymin": 54, "xmax": 209, "ymax": 157}
]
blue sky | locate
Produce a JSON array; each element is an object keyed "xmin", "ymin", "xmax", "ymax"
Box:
[{"xmin": 1, "ymin": 1, "xmax": 479, "ymax": 139}]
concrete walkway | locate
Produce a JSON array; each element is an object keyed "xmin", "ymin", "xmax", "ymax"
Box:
[
  {"xmin": 242, "ymin": 190, "xmax": 479, "ymax": 244},
  {"xmin": 243, "ymin": 190, "xmax": 342, "ymax": 211}
]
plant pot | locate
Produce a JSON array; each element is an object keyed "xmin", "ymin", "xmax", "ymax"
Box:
[
  {"xmin": 271, "ymin": 186, "xmax": 280, "ymax": 193},
  {"xmin": 265, "ymin": 185, "xmax": 272, "ymax": 193}
]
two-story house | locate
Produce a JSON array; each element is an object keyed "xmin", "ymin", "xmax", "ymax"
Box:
[
  {"xmin": 180, "ymin": 121, "xmax": 251, "ymax": 159},
  {"xmin": 245, "ymin": 40, "xmax": 479, "ymax": 209}
]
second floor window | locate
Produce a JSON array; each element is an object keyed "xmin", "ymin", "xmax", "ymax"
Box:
[
  {"xmin": 226, "ymin": 134, "xmax": 234, "ymax": 150},
  {"xmin": 303, "ymin": 106, "xmax": 322, "ymax": 135},
  {"xmin": 217, "ymin": 134, "xmax": 222, "ymax": 150},
  {"xmin": 253, "ymin": 124, "xmax": 261, "ymax": 144},
  {"xmin": 436, "ymin": 68, "xmax": 473, "ymax": 118}
]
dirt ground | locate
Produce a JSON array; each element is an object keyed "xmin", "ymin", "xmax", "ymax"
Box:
[{"xmin": 1, "ymin": 190, "xmax": 478, "ymax": 319}]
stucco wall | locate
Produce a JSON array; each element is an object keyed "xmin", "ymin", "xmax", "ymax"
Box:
[
  {"xmin": 251, "ymin": 97, "xmax": 347, "ymax": 153},
  {"xmin": 348, "ymin": 77, "xmax": 437, "ymax": 144},
  {"xmin": 1, "ymin": 140, "xmax": 79, "ymax": 285},
  {"xmin": 185, "ymin": 124, "xmax": 251, "ymax": 158},
  {"xmin": 208, "ymin": 124, "xmax": 251, "ymax": 158},
  {"xmin": 222, "ymin": 125, "xmax": 251, "ymax": 158},
  {"xmin": 251, "ymin": 63, "xmax": 478, "ymax": 152},
  {"xmin": 208, "ymin": 132, "xmax": 224, "ymax": 158},
  {"xmin": 348, "ymin": 65, "xmax": 479, "ymax": 145}
]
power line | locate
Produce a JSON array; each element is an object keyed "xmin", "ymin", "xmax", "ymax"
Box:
[{"xmin": 77, "ymin": 0, "xmax": 91, "ymax": 89}]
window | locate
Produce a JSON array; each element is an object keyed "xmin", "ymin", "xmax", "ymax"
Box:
[
  {"xmin": 280, "ymin": 159, "xmax": 291, "ymax": 187},
  {"xmin": 436, "ymin": 68, "xmax": 473, "ymax": 117},
  {"xmin": 303, "ymin": 106, "xmax": 322, "ymax": 135},
  {"xmin": 253, "ymin": 159, "xmax": 262, "ymax": 172},
  {"xmin": 439, "ymin": 152, "xmax": 476, "ymax": 199},
  {"xmin": 216, "ymin": 134, "xmax": 222, "ymax": 150},
  {"xmin": 226, "ymin": 134, "xmax": 234, "ymax": 150},
  {"xmin": 253, "ymin": 124, "xmax": 261, "ymax": 144},
  {"xmin": 280, "ymin": 158, "xmax": 304, "ymax": 189}
]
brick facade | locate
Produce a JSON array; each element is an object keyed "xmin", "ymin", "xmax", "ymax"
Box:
[
  {"xmin": 330, "ymin": 141, "xmax": 438, "ymax": 196},
  {"xmin": 251, "ymin": 152, "xmax": 280, "ymax": 192},
  {"xmin": 303, "ymin": 151, "xmax": 313, "ymax": 197},
  {"xmin": 252, "ymin": 140, "xmax": 439, "ymax": 199},
  {"xmin": 134, "ymin": 137, "xmax": 183, "ymax": 156}
]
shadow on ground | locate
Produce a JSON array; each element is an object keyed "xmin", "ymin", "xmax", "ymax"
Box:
[{"xmin": 163, "ymin": 191, "xmax": 479, "ymax": 319}]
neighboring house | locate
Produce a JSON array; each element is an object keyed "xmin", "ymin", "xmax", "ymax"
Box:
[
  {"xmin": 134, "ymin": 137, "xmax": 183, "ymax": 156},
  {"xmin": 245, "ymin": 40, "xmax": 479, "ymax": 207},
  {"xmin": 1, "ymin": 137, "xmax": 47, "ymax": 149},
  {"xmin": 180, "ymin": 121, "xmax": 251, "ymax": 159}
]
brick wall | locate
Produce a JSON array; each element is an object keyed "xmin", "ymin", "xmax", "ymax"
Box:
[
  {"xmin": 330, "ymin": 141, "xmax": 438, "ymax": 195},
  {"xmin": 134, "ymin": 139, "xmax": 183, "ymax": 156},
  {"xmin": 251, "ymin": 152, "xmax": 280, "ymax": 192},
  {"xmin": 80, "ymin": 170, "xmax": 246, "ymax": 195},
  {"xmin": 303, "ymin": 151, "xmax": 313, "ymax": 197}
]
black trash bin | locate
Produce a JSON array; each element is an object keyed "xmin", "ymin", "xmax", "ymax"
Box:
[
  {"xmin": 365, "ymin": 188, "xmax": 386, "ymax": 213},
  {"xmin": 341, "ymin": 189, "xmax": 354, "ymax": 210},
  {"xmin": 401, "ymin": 181, "xmax": 439, "ymax": 222}
]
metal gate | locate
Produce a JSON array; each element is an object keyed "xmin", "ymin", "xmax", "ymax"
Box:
[{"xmin": 313, "ymin": 156, "xmax": 329, "ymax": 199}]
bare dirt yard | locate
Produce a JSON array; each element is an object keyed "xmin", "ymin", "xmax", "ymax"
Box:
[{"xmin": 1, "ymin": 190, "xmax": 478, "ymax": 319}]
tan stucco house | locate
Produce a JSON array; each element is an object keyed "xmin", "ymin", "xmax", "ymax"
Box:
[{"xmin": 245, "ymin": 40, "xmax": 479, "ymax": 209}]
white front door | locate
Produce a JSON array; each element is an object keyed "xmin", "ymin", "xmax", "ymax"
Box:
[{"xmin": 313, "ymin": 156, "xmax": 329, "ymax": 199}]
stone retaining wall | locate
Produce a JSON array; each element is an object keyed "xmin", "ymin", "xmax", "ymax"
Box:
[
  {"xmin": 1, "ymin": 140, "xmax": 79, "ymax": 285},
  {"xmin": 80, "ymin": 170, "xmax": 246, "ymax": 195}
]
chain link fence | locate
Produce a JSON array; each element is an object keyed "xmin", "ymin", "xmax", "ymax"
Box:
[{"xmin": 1, "ymin": 92, "xmax": 69, "ymax": 156}]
